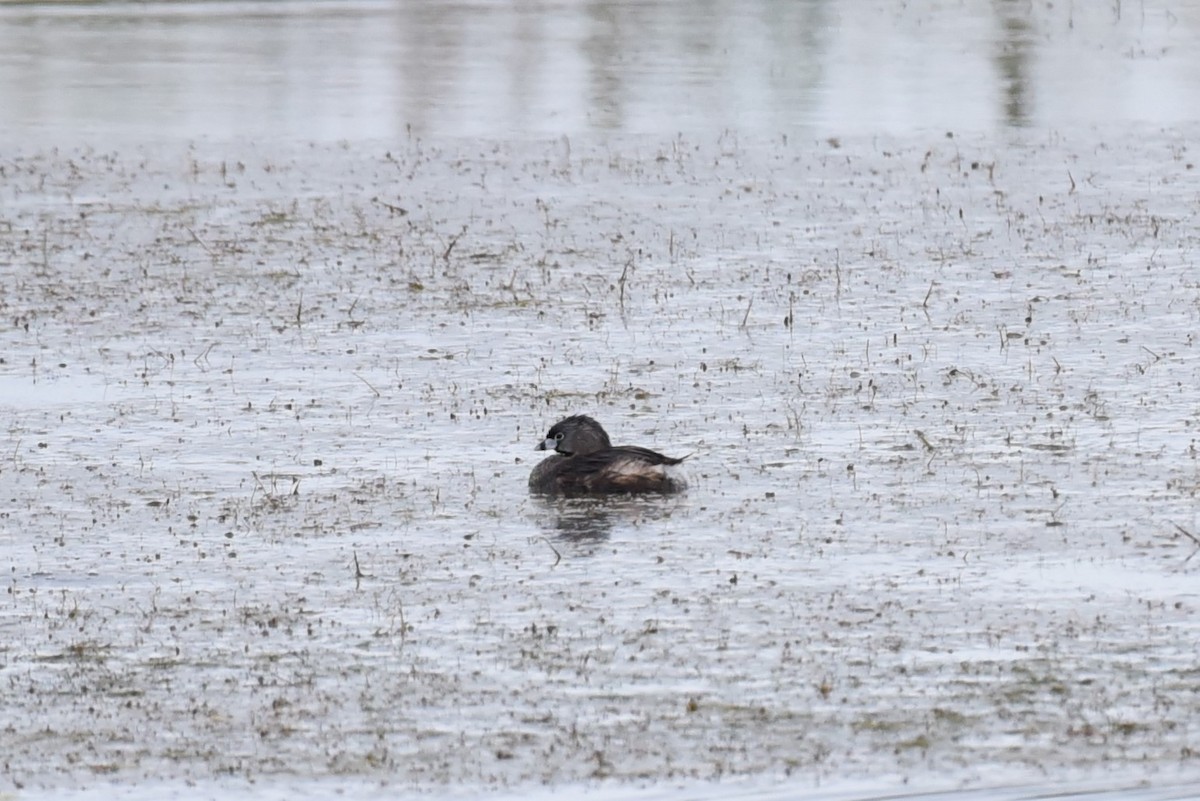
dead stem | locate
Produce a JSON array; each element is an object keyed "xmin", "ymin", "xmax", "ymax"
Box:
[{"xmin": 185, "ymin": 226, "xmax": 216, "ymax": 256}]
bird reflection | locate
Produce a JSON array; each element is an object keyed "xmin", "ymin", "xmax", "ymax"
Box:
[{"xmin": 529, "ymin": 494, "xmax": 684, "ymax": 551}]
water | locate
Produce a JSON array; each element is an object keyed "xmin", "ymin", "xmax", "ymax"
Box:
[
  {"xmin": 3, "ymin": 2, "xmax": 1200, "ymax": 799},
  {"xmin": 1, "ymin": 0, "xmax": 1199, "ymax": 141}
]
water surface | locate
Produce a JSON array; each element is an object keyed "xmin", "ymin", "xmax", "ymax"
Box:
[
  {"xmin": 2, "ymin": 0, "xmax": 1200, "ymax": 142},
  {"xmin": 3, "ymin": 134, "xmax": 1200, "ymax": 797},
  {"xmin": 3, "ymin": 1, "xmax": 1200, "ymax": 798}
]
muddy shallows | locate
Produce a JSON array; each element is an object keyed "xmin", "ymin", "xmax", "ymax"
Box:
[{"xmin": 2, "ymin": 134, "xmax": 1199, "ymax": 795}]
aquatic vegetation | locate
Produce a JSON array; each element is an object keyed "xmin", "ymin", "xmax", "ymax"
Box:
[{"xmin": 2, "ymin": 133, "xmax": 1200, "ymax": 797}]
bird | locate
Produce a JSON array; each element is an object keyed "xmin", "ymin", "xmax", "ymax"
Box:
[{"xmin": 528, "ymin": 415, "xmax": 687, "ymax": 495}]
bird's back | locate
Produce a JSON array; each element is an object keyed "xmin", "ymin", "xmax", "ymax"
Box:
[{"xmin": 530, "ymin": 446, "xmax": 686, "ymax": 495}]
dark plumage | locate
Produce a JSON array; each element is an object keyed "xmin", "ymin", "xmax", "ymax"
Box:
[{"xmin": 528, "ymin": 415, "xmax": 688, "ymax": 495}]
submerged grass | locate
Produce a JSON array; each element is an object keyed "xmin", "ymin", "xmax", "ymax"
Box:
[{"xmin": 1, "ymin": 134, "xmax": 1200, "ymax": 794}]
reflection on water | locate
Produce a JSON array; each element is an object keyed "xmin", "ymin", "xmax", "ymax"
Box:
[
  {"xmin": 1, "ymin": 0, "xmax": 1199, "ymax": 143},
  {"xmin": 993, "ymin": 0, "xmax": 1033, "ymax": 128},
  {"xmin": 530, "ymin": 493, "xmax": 687, "ymax": 546}
]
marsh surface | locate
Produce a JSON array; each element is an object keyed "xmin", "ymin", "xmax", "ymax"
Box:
[
  {"xmin": 4, "ymin": 132, "xmax": 1200, "ymax": 798},
  {"xmin": 3, "ymin": 1, "xmax": 1200, "ymax": 799}
]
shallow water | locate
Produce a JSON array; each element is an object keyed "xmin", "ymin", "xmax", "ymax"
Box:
[
  {"xmin": 3, "ymin": 133, "xmax": 1200, "ymax": 797},
  {"xmin": 3, "ymin": 0, "xmax": 1200, "ymax": 140},
  {"xmin": 4, "ymin": 0, "xmax": 1200, "ymax": 798}
]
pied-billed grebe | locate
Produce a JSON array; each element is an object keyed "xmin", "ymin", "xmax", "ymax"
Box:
[{"xmin": 528, "ymin": 415, "xmax": 687, "ymax": 495}]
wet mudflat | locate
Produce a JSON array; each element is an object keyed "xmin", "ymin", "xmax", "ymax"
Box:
[{"xmin": 2, "ymin": 132, "xmax": 1200, "ymax": 799}]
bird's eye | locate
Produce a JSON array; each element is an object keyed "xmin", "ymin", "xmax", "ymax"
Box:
[{"xmin": 554, "ymin": 432, "xmax": 564, "ymax": 440}]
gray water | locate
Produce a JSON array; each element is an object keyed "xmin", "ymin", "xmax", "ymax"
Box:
[
  {"xmin": 2, "ymin": 0, "xmax": 1200, "ymax": 140},
  {"xmin": 2, "ymin": 2, "xmax": 1200, "ymax": 800}
]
